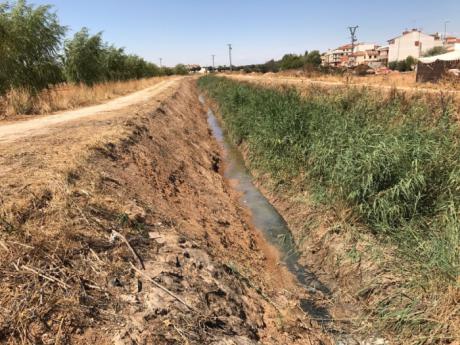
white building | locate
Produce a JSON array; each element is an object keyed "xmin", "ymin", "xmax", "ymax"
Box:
[
  {"xmin": 388, "ymin": 29, "xmax": 442, "ymax": 62},
  {"xmin": 322, "ymin": 43, "xmax": 380, "ymax": 67},
  {"xmin": 445, "ymin": 36, "xmax": 460, "ymax": 52}
]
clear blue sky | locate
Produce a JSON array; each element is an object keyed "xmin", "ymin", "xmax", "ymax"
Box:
[{"xmin": 32, "ymin": 0, "xmax": 460, "ymax": 67}]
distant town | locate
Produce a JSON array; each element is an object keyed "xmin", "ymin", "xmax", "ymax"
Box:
[
  {"xmin": 185, "ymin": 28, "xmax": 460, "ymax": 83},
  {"xmin": 321, "ymin": 28, "xmax": 459, "ymax": 69}
]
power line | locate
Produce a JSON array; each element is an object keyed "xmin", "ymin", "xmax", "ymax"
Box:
[{"xmin": 227, "ymin": 44, "xmax": 232, "ymax": 71}]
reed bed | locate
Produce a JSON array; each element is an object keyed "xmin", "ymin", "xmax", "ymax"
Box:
[{"xmin": 199, "ymin": 75, "xmax": 460, "ymax": 342}]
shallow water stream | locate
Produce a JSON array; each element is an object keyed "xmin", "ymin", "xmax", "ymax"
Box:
[{"xmin": 200, "ymin": 96, "xmax": 333, "ymax": 322}]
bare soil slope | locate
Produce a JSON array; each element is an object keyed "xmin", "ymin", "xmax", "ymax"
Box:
[{"xmin": 0, "ymin": 78, "xmax": 330, "ymax": 344}]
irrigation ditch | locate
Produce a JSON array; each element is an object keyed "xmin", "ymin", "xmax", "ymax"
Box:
[{"xmin": 198, "ymin": 75, "xmax": 460, "ymax": 345}]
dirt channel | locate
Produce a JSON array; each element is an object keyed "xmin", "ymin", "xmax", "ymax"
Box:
[{"xmin": 0, "ymin": 78, "xmax": 339, "ymax": 344}]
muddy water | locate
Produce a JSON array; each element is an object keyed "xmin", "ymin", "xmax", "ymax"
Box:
[{"xmin": 200, "ymin": 96, "xmax": 333, "ymax": 322}]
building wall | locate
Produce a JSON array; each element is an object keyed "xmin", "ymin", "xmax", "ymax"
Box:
[
  {"xmin": 388, "ymin": 31, "xmax": 442, "ymax": 61},
  {"xmin": 355, "ymin": 43, "xmax": 376, "ymax": 52}
]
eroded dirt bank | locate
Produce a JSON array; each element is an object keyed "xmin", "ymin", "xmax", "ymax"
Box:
[{"xmin": 0, "ymin": 78, "xmax": 333, "ymax": 344}]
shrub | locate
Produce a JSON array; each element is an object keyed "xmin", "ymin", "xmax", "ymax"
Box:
[{"xmin": 389, "ymin": 56, "xmax": 416, "ymax": 72}]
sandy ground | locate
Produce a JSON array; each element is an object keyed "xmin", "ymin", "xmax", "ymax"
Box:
[{"xmin": 0, "ymin": 77, "xmax": 336, "ymax": 344}]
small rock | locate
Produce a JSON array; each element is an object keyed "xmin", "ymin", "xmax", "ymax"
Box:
[{"xmin": 124, "ymin": 202, "xmax": 146, "ymax": 223}]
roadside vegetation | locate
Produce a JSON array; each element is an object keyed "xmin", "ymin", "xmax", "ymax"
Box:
[
  {"xmin": 0, "ymin": 0, "xmax": 186, "ymax": 117},
  {"xmin": 198, "ymin": 75, "xmax": 459, "ymax": 342}
]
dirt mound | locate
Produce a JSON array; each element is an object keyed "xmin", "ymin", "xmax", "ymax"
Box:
[{"xmin": 0, "ymin": 79, "xmax": 330, "ymax": 344}]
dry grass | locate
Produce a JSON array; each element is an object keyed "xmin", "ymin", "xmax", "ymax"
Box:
[
  {"xmin": 234, "ymin": 70, "xmax": 460, "ymax": 91},
  {"xmin": 0, "ymin": 80, "xmax": 179, "ymax": 344},
  {"xmin": 0, "ymin": 77, "xmax": 166, "ymax": 119}
]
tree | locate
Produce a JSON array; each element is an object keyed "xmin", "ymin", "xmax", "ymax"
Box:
[
  {"xmin": 0, "ymin": 0, "xmax": 66, "ymax": 94},
  {"xmin": 423, "ymin": 46, "xmax": 448, "ymax": 57},
  {"xmin": 64, "ymin": 28, "xmax": 107, "ymax": 85},
  {"xmin": 405, "ymin": 56, "xmax": 416, "ymax": 69},
  {"xmin": 103, "ymin": 45, "xmax": 128, "ymax": 80},
  {"xmin": 263, "ymin": 60, "xmax": 279, "ymax": 73},
  {"xmin": 280, "ymin": 54, "xmax": 304, "ymax": 70},
  {"xmin": 305, "ymin": 50, "xmax": 322, "ymax": 67},
  {"xmin": 174, "ymin": 64, "xmax": 188, "ymax": 75}
]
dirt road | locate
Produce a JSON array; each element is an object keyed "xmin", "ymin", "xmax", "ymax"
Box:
[{"xmin": 0, "ymin": 77, "xmax": 180, "ymax": 143}]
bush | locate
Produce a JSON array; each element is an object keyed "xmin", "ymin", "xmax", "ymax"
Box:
[
  {"xmin": 389, "ymin": 56, "xmax": 416, "ymax": 72},
  {"xmin": 0, "ymin": 0, "xmax": 66, "ymax": 94}
]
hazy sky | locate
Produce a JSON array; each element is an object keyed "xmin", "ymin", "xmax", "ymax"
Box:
[{"xmin": 33, "ymin": 0, "xmax": 460, "ymax": 67}]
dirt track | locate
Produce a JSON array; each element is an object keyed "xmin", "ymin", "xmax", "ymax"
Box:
[
  {"xmin": 0, "ymin": 77, "xmax": 338, "ymax": 344},
  {"xmin": 0, "ymin": 78, "xmax": 181, "ymax": 143}
]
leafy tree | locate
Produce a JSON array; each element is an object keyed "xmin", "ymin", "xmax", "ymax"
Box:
[
  {"xmin": 280, "ymin": 54, "xmax": 305, "ymax": 70},
  {"xmin": 305, "ymin": 50, "xmax": 322, "ymax": 67},
  {"xmin": 103, "ymin": 45, "xmax": 128, "ymax": 80},
  {"xmin": 264, "ymin": 59, "xmax": 280, "ymax": 73},
  {"xmin": 405, "ymin": 56, "xmax": 416, "ymax": 69},
  {"xmin": 64, "ymin": 28, "xmax": 107, "ymax": 85},
  {"xmin": 0, "ymin": 0, "xmax": 66, "ymax": 94},
  {"xmin": 423, "ymin": 46, "xmax": 448, "ymax": 57},
  {"xmin": 173, "ymin": 64, "xmax": 189, "ymax": 75}
]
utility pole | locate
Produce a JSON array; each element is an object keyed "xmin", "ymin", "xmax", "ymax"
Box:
[
  {"xmin": 348, "ymin": 26, "xmax": 359, "ymax": 67},
  {"xmin": 227, "ymin": 44, "xmax": 232, "ymax": 71},
  {"xmin": 444, "ymin": 20, "xmax": 450, "ymax": 44},
  {"xmin": 211, "ymin": 54, "xmax": 215, "ymax": 71},
  {"xmin": 159, "ymin": 58, "xmax": 162, "ymax": 68}
]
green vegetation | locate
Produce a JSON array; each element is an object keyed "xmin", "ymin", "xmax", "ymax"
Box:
[
  {"xmin": 423, "ymin": 46, "xmax": 448, "ymax": 57},
  {"xmin": 0, "ymin": 0, "xmax": 186, "ymax": 95},
  {"xmin": 198, "ymin": 76, "xmax": 459, "ymax": 284},
  {"xmin": 236, "ymin": 50, "xmax": 323, "ymax": 73},
  {"xmin": 63, "ymin": 27, "xmax": 161, "ymax": 85},
  {"xmin": 0, "ymin": 0, "xmax": 66, "ymax": 94},
  {"xmin": 388, "ymin": 56, "xmax": 416, "ymax": 72}
]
